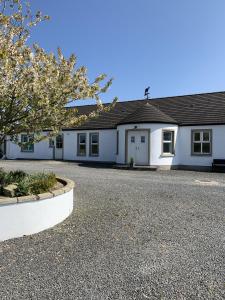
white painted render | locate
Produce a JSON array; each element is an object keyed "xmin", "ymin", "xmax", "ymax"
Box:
[
  {"xmin": 63, "ymin": 129, "xmax": 117, "ymax": 162},
  {"xmin": 5, "ymin": 124, "xmax": 225, "ymax": 169},
  {"xmin": 6, "ymin": 133, "xmax": 53, "ymax": 160},
  {"xmin": 178, "ymin": 125, "xmax": 225, "ymax": 167},
  {"xmin": 116, "ymin": 123, "xmax": 179, "ymax": 166},
  {"xmin": 0, "ymin": 189, "xmax": 73, "ymax": 242}
]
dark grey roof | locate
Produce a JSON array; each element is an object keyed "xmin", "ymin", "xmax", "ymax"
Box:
[
  {"xmin": 64, "ymin": 91, "xmax": 225, "ymax": 130},
  {"xmin": 118, "ymin": 103, "xmax": 177, "ymax": 125}
]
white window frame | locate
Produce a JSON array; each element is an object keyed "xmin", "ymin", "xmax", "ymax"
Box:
[
  {"xmin": 77, "ymin": 133, "xmax": 86, "ymax": 156},
  {"xmin": 162, "ymin": 130, "xmax": 175, "ymax": 155},
  {"xmin": 21, "ymin": 134, "xmax": 34, "ymax": 152},
  {"xmin": 89, "ymin": 133, "xmax": 99, "ymax": 157},
  {"xmin": 191, "ymin": 129, "xmax": 212, "ymax": 156}
]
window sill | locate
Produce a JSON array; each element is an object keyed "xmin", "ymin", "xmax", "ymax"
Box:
[
  {"xmin": 161, "ymin": 153, "xmax": 175, "ymax": 158},
  {"xmin": 191, "ymin": 153, "xmax": 212, "ymax": 157},
  {"xmin": 21, "ymin": 151, "xmax": 34, "ymax": 153}
]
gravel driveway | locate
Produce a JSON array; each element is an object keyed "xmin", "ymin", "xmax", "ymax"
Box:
[{"xmin": 0, "ymin": 160, "xmax": 224, "ymax": 299}]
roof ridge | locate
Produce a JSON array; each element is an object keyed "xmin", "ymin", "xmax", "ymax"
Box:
[{"xmin": 67, "ymin": 90, "xmax": 225, "ymax": 109}]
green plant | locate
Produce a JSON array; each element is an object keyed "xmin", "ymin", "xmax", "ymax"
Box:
[
  {"xmin": 15, "ymin": 177, "xmax": 31, "ymax": 197},
  {"xmin": 0, "ymin": 168, "xmax": 7, "ymax": 185},
  {"xmin": 129, "ymin": 157, "xmax": 134, "ymax": 167},
  {"xmin": 5, "ymin": 170, "xmax": 27, "ymax": 185},
  {"xmin": 0, "ymin": 168, "xmax": 57, "ymax": 196},
  {"xmin": 29, "ymin": 173, "xmax": 57, "ymax": 195}
]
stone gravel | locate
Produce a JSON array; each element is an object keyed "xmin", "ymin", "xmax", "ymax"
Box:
[{"xmin": 0, "ymin": 160, "xmax": 224, "ymax": 300}]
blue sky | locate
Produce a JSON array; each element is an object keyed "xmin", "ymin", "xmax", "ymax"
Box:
[{"xmin": 30, "ymin": 0, "xmax": 225, "ymax": 104}]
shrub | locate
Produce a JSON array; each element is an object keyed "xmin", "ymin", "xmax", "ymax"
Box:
[
  {"xmin": 15, "ymin": 177, "xmax": 32, "ymax": 197},
  {"xmin": 0, "ymin": 168, "xmax": 7, "ymax": 185},
  {"xmin": 9, "ymin": 170, "xmax": 27, "ymax": 181},
  {"xmin": 5, "ymin": 170, "xmax": 27, "ymax": 185},
  {"xmin": 0, "ymin": 169, "xmax": 58, "ymax": 197},
  {"xmin": 0, "ymin": 169, "xmax": 28, "ymax": 186},
  {"xmin": 28, "ymin": 172, "xmax": 57, "ymax": 195}
]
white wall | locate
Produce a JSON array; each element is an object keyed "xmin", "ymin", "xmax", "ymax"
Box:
[
  {"xmin": 116, "ymin": 123, "xmax": 179, "ymax": 166},
  {"xmin": 63, "ymin": 129, "xmax": 117, "ymax": 162},
  {"xmin": 6, "ymin": 125, "xmax": 225, "ymax": 168},
  {"xmin": 0, "ymin": 189, "xmax": 73, "ymax": 242},
  {"xmin": 179, "ymin": 125, "xmax": 225, "ymax": 166},
  {"xmin": 6, "ymin": 133, "xmax": 53, "ymax": 160}
]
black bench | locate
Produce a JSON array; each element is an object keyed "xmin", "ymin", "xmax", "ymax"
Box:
[{"xmin": 212, "ymin": 159, "xmax": 225, "ymax": 172}]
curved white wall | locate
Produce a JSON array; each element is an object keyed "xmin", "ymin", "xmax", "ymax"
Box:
[
  {"xmin": 116, "ymin": 123, "xmax": 179, "ymax": 166},
  {"xmin": 0, "ymin": 189, "xmax": 73, "ymax": 242}
]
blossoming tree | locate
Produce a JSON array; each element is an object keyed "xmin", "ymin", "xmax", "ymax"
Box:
[{"xmin": 0, "ymin": 0, "xmax": 117, "ymax": 146}]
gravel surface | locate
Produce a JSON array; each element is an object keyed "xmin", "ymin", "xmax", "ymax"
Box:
[{"xmin": 0, "ymin": 160, "xmax": 224, "ymax": 300}]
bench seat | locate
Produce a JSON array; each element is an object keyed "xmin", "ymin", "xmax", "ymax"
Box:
[{"xmin": 212, "ymin": 159, "xmax": 225, "ymax": 172}]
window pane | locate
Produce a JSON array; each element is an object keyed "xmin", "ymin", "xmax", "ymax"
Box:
[
  {"xmin": 79, "ymin": 144, "xmax": 86, "ymax": 155},
  {"xmin": 56, "ymin": 135, "xmax": 63, "ymax": 148},
  {"xmin": 91, "ymin": 134, "xmax": 98, "ymax": 144},
  {"xmin": 141, "ymin": 136, "xmax": 145, "ymax": 143},
  {"xmin": 131, "ymin": 136, "xmax": 135, "ymax": 143},
  {"xmin": 202, "ymin": 143, "xmax": 210, "ymax": 153},
  {"xmin": 193, "ymin": 143, "xmax": 201, "ymax": 153},
  {"xmin": 28, "ymin": 144, "xmax": 34, "ymax": 152},
  {"xmin": 163, "ymin": 142, "xmax": 172, "ymax": 153},
  {"xmin": 163, "ymin": 131, "xmax": 172, "ymax": 141},
  {"xmin": 49, "ymin": 138, "xmax": 54, "ymax": 148},
  {"xmin": 194, "ymin": 132, "xmax": 201, "ymax": 141},
  {"xmin": 79, "ymin": 134, "xmax": 86, "ymax": 144},
  {"xmin": 21, "ymin": 135, "xmax": 34, "ymax": 152},
  {"xmin": 21, "ymin": 135, "xmax": 27, "ymax": 143},
  {"xmin": 91, "ymin": 144, "xmax": 98, "ymax": 155},
  {"xmin": 203, "ymin": 131, "xmax": 210, "ymax": 141},
  {"xmin": 78, "ymin": 133, "xmax": 86, "ymax": 155}
]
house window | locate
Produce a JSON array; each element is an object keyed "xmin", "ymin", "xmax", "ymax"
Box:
[
  {"xmin": 49, "ymin": 138, "xmax": 54, "ymax": 148},
  {"xmin": 116, "ymin": 131, "xmax": 119, "ymax": 155},
  {"xmin": 131, "ymin": 136, "xmax": 135, "ymax": 143},
  {"xmin": 21, "ymin": 134, "xmax": 34, "ymax": 152},
  {"xmin": 162, "ymin": 130, "xmax": 174, "ymax": 155},
  {"xmin": 89, "ymin": 133, "xmax": 99, "ymax": 156},
  {"xmin": 192, "ymin": 130, "xmax": 212, "ymax": 155},
  {"xmin": 141, "ymin": 136, "xmax": 145, "ymax": 143},
  {"xmin": 77, "ymin": 133, "xmax": 86, "ymax": 156},
  {"xmin": 56, "ymin": 135, "xmax": 63, "ymax": 149}
]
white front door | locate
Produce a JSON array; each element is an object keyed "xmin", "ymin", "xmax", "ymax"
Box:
[{"xmin": 127, "ymin": 130, "xmax": 149, "ymax": 165}]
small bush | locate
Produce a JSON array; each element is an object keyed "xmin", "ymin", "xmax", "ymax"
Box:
[
  {"xmin": 5, "ymin": 170, "xmax": 27, "ymax": 185},
  {"xmin": 0, "ymin": 168, "xmax": 7, "ymax": 185},
  {"xmin": 27, "ymin": 173, "xmax": 57, "ymax": 195},
  {"xmin": 0, "ymin": 168, "xmax": 57, "ymax": 197},
  {"xmin": 15, "ymin": 177, "xmax": 32, "ymax": 197},
  {"xmin": 9, "ymin": 170, "xmax": 27, "ymax": 182},
  {"xmin": 0, "ymin": 169, "xmax": 28, "ymax": 186}
]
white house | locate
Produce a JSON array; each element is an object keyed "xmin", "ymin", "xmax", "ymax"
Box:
[{"xmin": 4, "ymin": 91, "xmax": 225, "ymax": 171}]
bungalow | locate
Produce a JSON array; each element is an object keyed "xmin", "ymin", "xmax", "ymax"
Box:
[{"xmin": 4, "ymin": 91, "xmax": 225, "ymax": 171}]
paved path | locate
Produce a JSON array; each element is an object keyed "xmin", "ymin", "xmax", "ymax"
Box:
[{"xmin": 0, "ymin": 160, "xmax": 224, "ymax": 299}]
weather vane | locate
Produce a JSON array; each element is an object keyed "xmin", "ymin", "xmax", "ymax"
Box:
[{"xmin": 144, "ymin": 87, "xmax": 150, "ymax": 99}]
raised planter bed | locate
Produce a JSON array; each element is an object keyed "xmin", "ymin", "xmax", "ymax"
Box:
[{"xmin": 0, "ymin": 177, "xmax": 75, "ymax": 242}]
